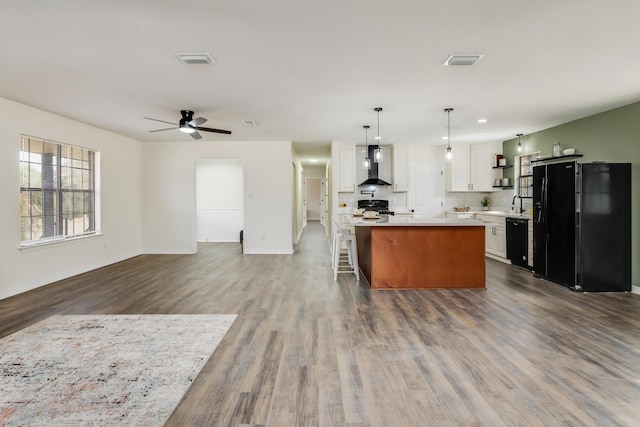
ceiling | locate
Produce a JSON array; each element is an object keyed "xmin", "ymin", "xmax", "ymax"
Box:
[{"xmin": 2, "ymin": 1, "xmax": 640, "ymax": 165}]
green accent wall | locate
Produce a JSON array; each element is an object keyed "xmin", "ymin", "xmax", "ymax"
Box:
[{"xmin": 503, "ymin": 101, "xmax": 640, "ymax": 288}]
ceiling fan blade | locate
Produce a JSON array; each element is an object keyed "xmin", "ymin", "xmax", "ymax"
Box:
[
  {"xmin": 190, "ymin": 131, "xmax": 203, "ymax": 140},
  {"xmin": 148, "ymin": 127, "xmax": 178, "ymax": 132},
  {"xmin": 144, "ymin": 117, "xmax": 178, "ymax": 126},
  {"xmin": 196, "ymin": 126, "xmax": 232, "ymax": 135},
  {"xmin": 190, "ymin": 117, "xmax": 207, "ymax": 126}
]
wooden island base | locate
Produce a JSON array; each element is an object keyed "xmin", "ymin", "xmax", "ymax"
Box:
[{"xmin": 355, "ymin": 225, "xmax": 485, "ymax": 289}]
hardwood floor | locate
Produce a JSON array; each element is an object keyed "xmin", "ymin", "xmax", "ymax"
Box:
[{"xmin": 2, "ymin": 221, "xmax": 640, "ymax": 426}]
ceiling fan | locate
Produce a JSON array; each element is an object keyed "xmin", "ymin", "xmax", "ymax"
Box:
[{"xmin": 144, "ymin": 110, "xmax": 232, "ymax": 140}]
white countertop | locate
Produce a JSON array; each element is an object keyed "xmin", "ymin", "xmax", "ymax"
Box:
[
  {"xmin": 449, "ymin": 210, "xmax": 532, "ymax": 220},
  {"xmin": 337, "ymin": 214, "xmax": 485, "ymax": 228}
]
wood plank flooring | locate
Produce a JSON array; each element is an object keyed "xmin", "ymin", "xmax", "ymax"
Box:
[{"xmin": 1, "ymin": 221, "xmax": 640, "ymax": 426}]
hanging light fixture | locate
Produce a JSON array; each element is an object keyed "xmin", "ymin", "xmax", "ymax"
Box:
[
  {"xmin": 444, "ymin": 108, "xmax": 453, "ymax": 160},
  {"xmin": 373, "ymin": 107, "xmax": 383, "ymax": 163},
  {"xmin": 516, "ymin": 133, "xmax": 523, "ymax": 153},
  {"xmin": 363, "ymin": 125, "xmax": 371, "ymax": 170}
]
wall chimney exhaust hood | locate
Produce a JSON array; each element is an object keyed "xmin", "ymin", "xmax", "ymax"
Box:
[{"xmin": 359, "ymin": 145, "xmax": 391, "ymax": 186}]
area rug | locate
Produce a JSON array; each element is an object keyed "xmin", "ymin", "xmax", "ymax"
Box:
[{"xmin": 0, "ymin": 314, "xmax": 237, "ymax": 426}]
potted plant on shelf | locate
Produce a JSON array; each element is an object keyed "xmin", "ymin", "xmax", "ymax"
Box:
[{"xmin": 481, "ymin": 196, "xmax": 490, "ymax": 211}]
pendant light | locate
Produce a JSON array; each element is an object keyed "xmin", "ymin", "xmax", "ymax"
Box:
[
  {"xmin": 373, "ymin": 107, "xmax": 383, "ymax": 163},
  {"xmin": 444, "ymin": 108, "xmax": 453, "ymax": 160},
  {"xmin": 363, "ymin": 125, "xmax": 371, "ymax": 170},
  {"xmin": 516, "ymin": 133, "xmax": 523, "ymax": 153}
]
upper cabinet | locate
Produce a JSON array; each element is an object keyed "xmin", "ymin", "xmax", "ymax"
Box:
[
  {"xmin": 338, "ymin": 145, "xmax": 356, "ymax": 192},
  {"xmin": 446, "ymin": 142, "xmax": 502, "ymax": 192},
  {"xmin": 445, "ymin": 144, "xmax": 471, "ymax": 191},
  {"xmin": 392, "ymin": 144, "xmax": 409, "ymax": 192}
]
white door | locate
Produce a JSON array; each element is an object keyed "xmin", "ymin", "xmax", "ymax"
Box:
[
  {"xmin": 320, "ymin": 178, "xmax": 327, "ymax": 227},
  {"xmin": 306, "ymin": 178, "xmax": 322, "ymax": 220},
  {"xmin": 410, "ymin": 161, "xmax": 445, "ymax": 221}
]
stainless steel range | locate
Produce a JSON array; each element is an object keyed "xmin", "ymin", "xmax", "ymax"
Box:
[{"xmin": 357, "ymin": 199, "xmax": 394, "ymax": 215}]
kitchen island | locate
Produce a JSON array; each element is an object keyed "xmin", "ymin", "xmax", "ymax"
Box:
[{"xmin": 338, "ymin": 215, "xmax": 486, "ymax": 289}]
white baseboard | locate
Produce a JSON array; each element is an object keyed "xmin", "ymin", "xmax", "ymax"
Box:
[
  {"xmin": 0, "ymin": 252, "xmax": 141, "ymax": 300},
  {"xmin": 632, "ymin": 284, "xmax": 639, "ymax": 295},
  {"xmin": 142, "ymin": 249, "xmax": 197, "ymax": 254},
  {"xmin": 243, "ymin": 249, "xmax": 294, "ymax": 255}
]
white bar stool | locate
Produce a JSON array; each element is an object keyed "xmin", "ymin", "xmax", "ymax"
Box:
[{"xmin": 332, "ymin": 219, "xmax": 360, "ymax": 281}]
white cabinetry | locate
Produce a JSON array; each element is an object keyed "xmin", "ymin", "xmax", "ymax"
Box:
[
  {"xmin": 446, "ymin": 144, "xmax": 471, "ymax": 191},
  {"xmin": 476, "ymin": 214, "xmax": 507, "ymax": 260},
  {"xmin": 446, "ymin": 142, "xmax": 502, "ymax": 192},
  {"xmin": 338, "ymin": 145, "xmax": 356, "ymax": 192},
  {"xmin": 392, "ymin": 144, "xmax": 409, "ymax": 192}
]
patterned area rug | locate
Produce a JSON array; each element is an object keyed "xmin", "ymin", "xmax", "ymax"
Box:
[{"xmin": 0, "ymin": 314, "xmax": 236, "ymax": 426}]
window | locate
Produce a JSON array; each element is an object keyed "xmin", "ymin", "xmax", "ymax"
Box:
[
  {"xmin": 515, "ymin": 152, "xmax": 539, "ymax": 198},
  {"xmin": 20, "ymin": 136, "xmax": 97, "ymax": 246}
]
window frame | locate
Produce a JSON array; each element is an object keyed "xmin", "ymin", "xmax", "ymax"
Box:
[
  {"xmin": 19, "ymin": 135, "xmax": 99, "ymax": 248},
  {"xmin": 514, "ymin": 151, "xmax": 540, "ymax": 198}
]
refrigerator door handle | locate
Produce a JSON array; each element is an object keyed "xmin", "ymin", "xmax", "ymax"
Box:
[{"xmin": 541, "ymin": 177, "xmax": 548, "ymax": 223}]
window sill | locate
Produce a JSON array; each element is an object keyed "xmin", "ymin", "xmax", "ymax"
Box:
[{"xmin": 19, "ymin": 232, "xmax": 103, "ymax": 252}]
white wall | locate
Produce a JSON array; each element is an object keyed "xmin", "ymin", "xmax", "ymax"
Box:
[
  {"xmin": 0, "ymin": 97, "xmax": 142, "ymax": 299},
  {"xmin": 141, "ymin": 140, "xmax": 293, "ymax": 254},
  {"xmin": 196, "ymin": 159, "xmax": 244, "ymax": 242}
]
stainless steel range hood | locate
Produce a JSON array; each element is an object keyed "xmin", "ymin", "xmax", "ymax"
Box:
[{"xmin": 359, "ymin": 145, "xmax": 391, "ymax": 186}]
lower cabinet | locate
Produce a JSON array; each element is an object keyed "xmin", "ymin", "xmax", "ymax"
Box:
[{"xmin": 476, "ymin": 214, "xmax": 507, "ymax": 260}]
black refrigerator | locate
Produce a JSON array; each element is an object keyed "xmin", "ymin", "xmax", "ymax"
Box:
[{"xmin": 533, "ymin": 161, "xmax": 631, "ymax": 292}]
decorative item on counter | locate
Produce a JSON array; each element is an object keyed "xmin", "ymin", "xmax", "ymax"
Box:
[
  {"xmin": 352, "ymin": 208, "xmax": 365, "ymax": 216},
  {"xmin": 563, "ymin": 148, "xmax": 576, "ymax": 155},
  {"xmin": 553, "ymin": 141, "xmax": 562, "ymax": 157},
  {"xmin": 481, "ymin": 196, "xmax": 490, "ymax": 211},
  {"xmin": 453, "ymin": 206, "xmax": 470, "ymax": 212}
]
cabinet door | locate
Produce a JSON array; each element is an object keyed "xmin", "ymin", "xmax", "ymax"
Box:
[
  {"xmin": 392, "ymin": 144, "xmax": 409, "ymax": 192},
  {"xmin": 486, "ymin": 225, "xmax": 497, "ymax": 254},
  {"xmin": 445, "ymin": 144, "xmax": 470, "ymax": 191},
  {"xmin": 338, "ymin": 145, "xmax": 356, "ymax": 192},
  {"xmin": 495, "ymin": 221, "xmax": 506, "ymax": 258},
  {"xmin": 470, "ymin": 142, "xmax": 501, "ymax": 192}
]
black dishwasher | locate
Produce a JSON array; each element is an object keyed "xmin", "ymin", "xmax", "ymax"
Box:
[{"xmin": 506, "ymin": 217, "xmax": 529, "ymax": 268}]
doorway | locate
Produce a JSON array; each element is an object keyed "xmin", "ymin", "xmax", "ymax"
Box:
[
  {"xmin": 195, "ymin": 159, "xmax": 244, "ymax": 243},
  {"xmin": 410, "ymin": 161, "xmax": 444, "ymax": 220},
  {"xmin": 305, "ymin": 177, "xmax": 323, "ymax": 221}
]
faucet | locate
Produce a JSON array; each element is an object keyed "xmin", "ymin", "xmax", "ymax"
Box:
[{"xmin": 512, "ymin": 194, "xmax": 524, "ymax": 214}]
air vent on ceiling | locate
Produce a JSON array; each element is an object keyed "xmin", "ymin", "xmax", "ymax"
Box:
[
  {"xmin": 175, "ymin": 52, "xmax": 215, "ymax": 65},
  {"xmin": 241, "ymin": 120, "xmax": 258, "ymax": 127},
  {"xmin": 444, "ymin": 54, "xmax": 484, "ymax": 66}
]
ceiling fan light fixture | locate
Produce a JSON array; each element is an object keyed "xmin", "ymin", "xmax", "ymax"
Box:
[{"xmin": 179, "ymin": 126, "xmax": 196, "ymax": 134}]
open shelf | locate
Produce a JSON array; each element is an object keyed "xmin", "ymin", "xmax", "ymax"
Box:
[
  {"xmin": 492, "ymin": 165, "xmax": 513, "ymax": 169},
  {"xmin": 531, "ymin": 154, "xmax": 583, "ymax": 163},
  {"xmin": 493, "ymin": 185, "xmax": 514, "ymax": 189}
]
